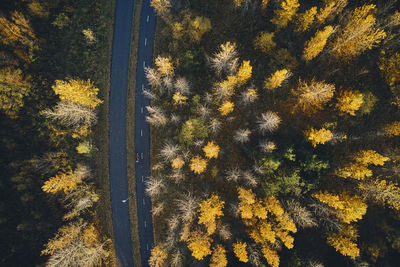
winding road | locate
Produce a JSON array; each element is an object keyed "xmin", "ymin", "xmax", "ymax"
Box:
[{"xmin": 109, "ymin": 0, "xmax": 155, "ymax": 266}]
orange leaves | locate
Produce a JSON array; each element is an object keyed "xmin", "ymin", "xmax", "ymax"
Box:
[
  {"xmin": 203, "ymin": 141, "xmax": 220, "ymax": 159},
  {"xmin": 198, "ymin": 194, "xmax": 225, "ymax": 235},
  {"xmin": 189, "ymin": 155, "xmax": 208, "ymax": 174},
  {"xmin": 41, "ymin": 223, "xmax": 82, "ymax": 255},
  {"xmin": 233, "ymin": 241, "xmax": 248, "ymax": 262},
  {"xmin": 305, "ymin": 127, "xmax": 333, "ymax": 147}
]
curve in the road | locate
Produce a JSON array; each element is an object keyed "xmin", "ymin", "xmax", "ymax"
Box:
[
  {"xmin": 109, "ymin": 0, "xmax": 135, "ymax": 266},
  {"xmin": 134, "ymin": 1, "xmax": 156, "ymax": 266}
]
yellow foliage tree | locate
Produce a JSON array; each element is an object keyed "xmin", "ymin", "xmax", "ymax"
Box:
[
  {"xmin": 150, "ymin": 0, "xmax": 171, "ymax": 16},
  {"xmin": 384, "ymin": 121, "xmax": 400, "ymax": 136},
  {"xmin": 42, "ymin": 170, "xmax": 82, "ymax": 194},
  {"xmin": 316, "ymin": 0, "xmax": 348, "ymax": 25},
  {"xmin": 264, "ymin": 69, "xmax": 291, "ymax": 90},
  {"xmin": 233, "ymin": 241, "xmax": 248, "ymax": 262},
  {"xmin": 155, "ymin": 56, "xmax": 174, "ymax": 76},
  {"xmin": 270, "ymin": 0, "xmax": 300, "ymax": 28},
  {"xmin": 236, "ymin": 60, "xmax": 252, "ymax": 87},
  {"xmin": 171, "ymin": 156, "xmax": 185, "ymax": 169},
  {"xmin": 80, "ymin": 224, "xmax": 99, "ymax": 247},
  {"xmin": 359, "ymin": 179, "xmax": 400, "ymax": 211},
  {"xmin": 327, "ymin": 226, "xmax": 360, "ymax": 260},
  {"xmin": 41, "ymin": 222, "xmax": 82, "ymax": 255},
  {"xmin": 149, "ymin": 245, "xmax": 168, "ymax": 267},
  {"xmin": 188, "ymin": 16, "xmax": 212, "ymax": 43},
  {"xmin": 337, "ymin": 163, "xmax": 373, "ymax": 180},
  {"xmin": 313, "ymin": 191, "xmax": 367, "ymax": 223},
  {"xmin": 172, "ymin": 92, "xmax": 188, "ymax": 105},
  {"xmin": 198, "ymin": 194, "xmax": 225, "ymax": 235},
  {"xmin": 330, "ymin": 4, "xmax": 386, "ymax": 61},
  {"xmin": 303, "ymin": 26, "xmax": 333, "ymax": 61},
  {"xmin": 295, "ymin": 7, "xmax": 317, "ymax": 32},
  {"xmin": 254, "ymin": 32, "xmax": 276, "ymax": 54},
  {"xmin": 28, "ymin": 1, "xmax": 49, "ymax": 18},
  {"xmin": 190, "ymin": 155, "xmax": 208, "ymax": 174},
  {"xmin": 379, "ymin": 53, "xmax": 400, "ymax": 87},
  {"xmin": 210, "ymin": 245, "xmax": 227, "ymax": 267},
  {"xmin": 187, "ymin": 230, "xmax": 212, "ymax": 260},
  {"xmin": 219, "ymin": 101, "xmax": 234, "ymax": 116},
  {"xmin": 261, "ymin": 244, "xmax": 280, "ymax": 267},
  {"xmin": 203, "ymin": 141, "xmax": 220, "ymax": 159},
  {"xmin": 292, "ymin": 79, "xmax": 335, "ymax": 114},
  {"xmin": 305, "ymin": 127, "xmax": 333, "ymax": 147},
  {"xmin": 336, "ymin": 90, "xmax": 364, "ymax": 116},
  {"xmin": 52, "ymin": 79, "xmax": 102, "ymax": 109},
  {"xmin": 0, "ymin": 11, "xmax": 36, "ymax": 46},
  {"xmin": 353, "ymin": 150, "xmax": 389, "ymax": 166}
]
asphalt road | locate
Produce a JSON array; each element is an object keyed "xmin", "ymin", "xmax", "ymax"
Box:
[
  {"xmin": 109, "ymin": 0, "xmax": 134, "ymax": 266},
  {"xmin": 133, "ymin": 0, "xmax": 156, "ymax": 266}
]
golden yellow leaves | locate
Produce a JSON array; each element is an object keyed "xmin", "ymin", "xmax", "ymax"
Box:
[
  {"xmin": 187, "ymin": 230, "xmax": 212, "ymax": 260},
  {"xmin": 155, "ymin": 56, "xmax": 174, "ymax": 76},
  {"xmin": 233, "ymin": 241, "xmax": 248, "ymax": 262},
  {"xmin": 327, "ymin": 225, "xmax": 360, "ymax": 259},
  {"xmin": 337, "ymin": 163, "xmax": 372, "ymax": 180},
  {"xmin": 271, "ymin": 0, "xmax": 300, "ymax": 28},
  {"xmin": 264, "ymin": 69, "xmax": 291, "ymax": 90},
  {"xmin": 384, "ymin": 121, "xmax": 400, "ymax": 136},
  {"xmin": 41, "ymin": 223, "xmax": 82, "ymax": 255},
  {"xmin": 210, "ymin": 245, "xmax": 227, "ymax": 267},
  {"xmin": 295, "ymin": 7, "xmax": 317, "ymax": 32},
  {"xmin": 42, "ymin": 170, "xmax": 82, "ymax": 194},
  {"xmin": 303, "ymin": 26, "xmax": 333, "ymax": 61},
  {"xmin": 172, "ymin": 92, "xmax": 188, "ymax": 105},
  {"xmin": 53, "ymin": 79, "xmax": 102, "ymax": 109},
  {"xmin": 236, "ymin": 60, "xmax": 252, "ymax": 87},
  {"xmin": 261, "ymin": 244, "xmax": 280, "ymax": 267},
  {"xmin": 254, "ymin": 32, "xmax": 276, "ymax": 54},
  {"xmin": 305, "ymin": 127, "xmax": 333, "ymax": 147},
  {"xmin": 353, "ymin": 150, "xmax": 389, "ymax": 166},
  {"xmin": 149, "ymin": 245, "xmax": 168, "ymax": 267},
  {"xmin": 219, "ymin": 101, "xmax": 234, "ymax": 116},
  {"xmin": 335, "ymin": 90, "xmax": 364, "ymax": 116},
  {"xmin": 203, "ymin": 141, "xmax": 220, "ymax": 159},
  {"xmin": 190, "ymin": 155, "xmax": 208, "ymax": 174},
  {"xmin": 171, "ymin": 156, "xmax": 185, "ymax": 169},
  {"xmin": 150, "ymin": 0, "xmax": 171, "ymax": 16},
  {"xmin": 198, "ymin": 195, "xmax": 225, "ymax": 235}
]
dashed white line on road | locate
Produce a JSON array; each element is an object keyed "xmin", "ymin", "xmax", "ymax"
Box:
[
  {"xmin": 141, "ymin": 129, "xmax": 143, "ymax": 136},
  {"xmin": 146, "ymin": 243, "xmax": 149, "ymax": 250},
  {"xmin": 141, "ymin": 153, "xmax": 143, "ymax": 159},
  {"xmin": 143, "ymin": 198, "xmax": 145, "ymax": 205},
  {"xmin": 141, "ymin": 106, "xmax": 143, "ymax": 113},
  {"xmin": 147, "ymin": 15, "xmax": 149, "ymax": 22},
  {"xmin": 144, "ymin": 220, "xmax": 147, "ymax": 228},
  {"xmin": 144, "ymin": 38, "xmax": 147, "ymax": 46},
  {"xmin": 141, "ymin": 175, "xmax": 144, "ymax": 182},
  {"xmin": 142, "ymin": 84, "xmax": 144, "ymax": 90},
  {"xmin": 143, "ymin": 61, "xmax": 145, "ymax": 68}
]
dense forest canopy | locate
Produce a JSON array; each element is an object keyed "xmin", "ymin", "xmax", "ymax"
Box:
[{"xmin": 147, "ymin": 0, "xmax": 400, "ymax": 266}]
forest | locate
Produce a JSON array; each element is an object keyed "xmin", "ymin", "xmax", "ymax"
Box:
[
  {"xmin": 147, "ymin": 0, "xmax": 400, "ymax": 266},
  {"xmin": 0, "ymin": 0, "xmax": 113, "ymax": 266}
]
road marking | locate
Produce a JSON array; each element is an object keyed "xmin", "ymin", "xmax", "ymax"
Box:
[
  {"xmin": 143, "ymin": 197, "xmax": 145, "ymax": 205},
  {"xmin": 141, "ymin": 106, "xmax": 143, "ymax": 114},
  {"xmin": 141, "ymin": 153, "xmax": 143, "ymax": 159},
  {"xmin": 144, "ymin": 38, "xmax": 147, "ymax": 46},
  {"xmin": 141, "ymin": 129, "xmax": 143, "ymax": 136},
  {"xmin": 143, "ymin": 61, "xmax": 145, "ymax": 68},
  {"xmin": 144, "ymin": 220, "xmax": 147, "ymax": 228},
  {"xmin": 141, "ymin": 175, "xmax": 144, "ymax": 182},
  {"xmin": 142, "ymin": 84, "xmax": 144, "ymax": 90},
  {"xmin": 147, "ymin": 15, "xmax": 149, "ymax": 22},
  {"xmin": 146, "ymin": 243, "xmax": 149, "ymax": 250}
]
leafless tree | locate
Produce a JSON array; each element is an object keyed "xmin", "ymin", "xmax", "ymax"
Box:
[
  {"xmin": 203, "ymin": 92, "xmax": 213, "ymax": 104},
  {"xmin": 248, "ymin": 244, "xmax": 262, "ymax": 267},
  {"xmin": 145, "ymin": 67, "xmax": 162, "ymax": 89},
  {"xmin": 309, "ymin": 201, "xmax": 342, "ymax": 232},
  {"xmin": 167, "ymin": 214, "xmax": 180, "ymax": 232},
  {"xmin": 152, "ymin": 201, "xmax": 164, "ymax": 216},
  {"xmin": 209, "ymin": 42, "xmax": 239, "ymax": 74},
  {"xmin": 209, "ymin": 118, "xmax": 222, "ymax": 134},
  {"xmin": 145, "ymin": 176, "xmax": 166, "ymax": 199},
  {"xmin": 196, "ymin": 105, "xmax": 211, "ymax": 120},
  {"xmin": 308, "ymin": 260, "xmax": 325, "ymax": 267},
  {"xmin": 218, "ymin": 224, "xmax": 232, "ymax": 240},
  {"xmin": 63, "ymin": 184, "xmax": 98, "ymax": 220},
  {"xmin": 159, "ymin": 142, "xmax": 179, "ymax": 161},
  {"xmin": 240, "ymin": 88, "xmax": 258, "ymax": 105},
  {"xmin": 259, "ymin": 140, "xmax": 277, "ymax": 153},
  {"xmin": 146, "ymin": 106, "xmax": 168, "ymax": 127},
  {"xmin": 74, "ymin": 164, "xmax": 91, "ymax": 180},
  {"xmin": 170, "ymin": 114, "xmax": 181, "ymax": 124},
  {"xmin": 174, "ymin": 77, "xmax": 191, "ymax": 95},
  {"xmin": 29, "ymin": 152, "xmax": 68, "ymax": 175},
  {"xmin": 142, "ymin": 88, "xmax": 156, "ymax": 100},
  {"xmin": 193, "ymin": 139, "xmax": 204, "ymax": 148},
  {"xmin": 41, "ymin": 101, "xmax": 97, "ymax": 129},
  {"xmin": 242, "ymin": 170, "xmax": 258, "ymax": 187},
  {"xmin": 226, "ymin": 168, "xmax": 241, "ymax": 182},
  {"xmin": 229, "ymin": 203, "xmax": 240, "ymax": 218},
  {"xmin": 256, "ymin": 111, "xmax": 281, "ymax": 134},
  {"xmin": 163, "ymin": 76, "xmax": 174, "ymax": 94},
  {"xmin": 176, "ymin": 192, "xmax": 198, "ymax": 223},
  {"xmin": 234, "ymin": 129, "xmax": 251, "ymax": 143},
  {"xmin": 170, "ymin": 248, "xmax": 184, "ymax": 267},
  {"xmin": 285, "ymin": 199, "xmax": 317, "ymax": 229},
  {"xmin": 253, "ymin": 163, "xmax": 265, "ymax": 175},
  {"xmin": 168, "ymin": 170, "xmax": 186, "ymax": 184}
]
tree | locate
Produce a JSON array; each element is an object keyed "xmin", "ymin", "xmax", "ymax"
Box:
[
  {"xmin": 270, "ymin": 0, "xmax": 300, "ymax": 28},
  {"xmin": 198, "ymin": 194, "xmax": 225, "ymax": 235},
  {"xmin": 176, "ymin": 192, "xmax": 199, "ymax": 223},
  {"xmin": 378, "ymin": 53, "xmax": 400, "ymax": 89},
  {"xmin": 76, "ymin": 141, "xmax": 93, "ymax": 155},
  {"xmin": 256, "ymin": 111, "xmax": 281, "ymax": 134},
  {"xmin": 210, "ymin": 245, "xmax": 227, "ymax": 267},
  {"xmin": 384, "ymin": 121, "xmax": 400, "ymax": 137},
  {"xmin": 28, "ymin": 1, "xmax": 49, "ymax": 18},
  {"xmin": 335, "ymin": 90, "xmax": 364, "ymax": 116},
  {"xmin": 233, "ymin": 241, "xmax": 248, "ymax": 262},
  {"xmin": 305, "ymin": 127, "xmax": 333, "ymax": 147},
  {"xmin": 261, "ymin": 244, "xmax": 279, "ymax": 267},
  {"xmin": 264, "ymin": 69, "xmax": 291, "ymax": 90},
  {"xmin": 234, "ymin": 129, "xmax": 251, "ymax": 143},
  {"xmin": 41, "ymin": 222, "xmax": 83, "ymax": 255},
  {"xmin": 63, "ymin": 185, "xmax": 99, "ymax": 220},
  {"xmin": 52, "ymin": 79, "xmax": 102, "ymax": 108},
  {"xmin": 145, "ymin": 67, "xmax": 163, "ymax": 88},
  {"xmin": 337, "ymin": 163, "xmax": 372, "ymax": 180},
  {"xmin": 330, "ymin": 4, "xmax": 386, "ymax": 61},
  {"xmin": 42, "ymin": 101, "xmax": 97, "ymax": 128},
  {"xmin": 327, "ymin": 225, "xmax": 360, "ymax": 259},
  {"xmin": 254, "ymin": 32, "xmax": 276, "ymax": 54},
  {"xmin": 295, "ymin": 7, "xmax": 317, "ymax": 32},
  {"xmin": 150, "ymin": 0, "xmax": 171, "ymax": 16},
  {"xmin": 82, "ymin": 29, "xmax": 96, "ymax": 44},
  {"xmin": 149, "ymin": 245, "xmax": 168, "ymax": 267},
  {"xmin": 188, "ymin": 16, "xmax": 212, "ymax": 43},
  {"xmin": 303, "ymin": 26, "xmax": 333, "ymax": 61},
  {"xmin": 179, "ymin": 118, "xmax": 208, "ymax": 145},
  {"xmin": 219, "ymin": 101, "xmax": 234, "ymax": 116},
  {"xmin": 203, "ymin": 141, "xmax": 220, "ymax": 159},
  {"xmin": 292, "ymin": 79, "xmax": 335, "ymax": 114},
  {"xmin": 0, "ymin": 11, "xmax": 36, "ymax": 47},
  {"xmin": 0, "ymin": 67, "xmax": 32, "ymax": 117},
  {"xmin": 171, "ymin": 156, "xmax": 185, "ymax": 169},
  {"xmin": 190, "ymin": 155, "xmax": 208, "ymax": 174},
  {"xmin": 155, "ymin": 56, "xmax": 174, "ymax": 76},
  {"xmin": 236, "ymin": 60, "xmax": 252, "ymax": 87},
  {"xmin": 145, "ymin": 176, "xmax": 166, "ymax": 199},
  {"xmin": 42, "ymin": 170, "xmax": 83, "ymax": 195},
  {"xmin": 210, "ymin": 42, "xmax": 238, "ymax": 74},
  {"xmin": 316, "ymin": 0, "xmax": 348, "ymax": 25},
  {"xmin": 160, "ymin": 142, "xmax": 179, "ymax": 161},
  {"xmin": 172, "ymin": 92, "xmax": 188, "ymax": 105},
  {"xmin": 353, "ymin": 150, "xmax": 389, "ymax": 166},
  {"xmin": 259, "ymin": 140, "xmax": 277, "ymax": 153},
  {"xmin": 240, "ymin": 88, "xmax": 258, "ymax": 104},
  {"xmin": 285, "ymin": 199, "xmax": 317, "ymax": 228},
  {"xmin": 359, "ymin": 179, "xmax": 400, "ymax": 211},
  {"xmin": 187, "ymin": 230, "xmax": 212, "ymax": 260}
]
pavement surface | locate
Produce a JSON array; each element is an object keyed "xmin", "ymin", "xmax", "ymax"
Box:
[
  {"xmin": 109, "ymin": 0, "xmax": 134, "ymax": 266},
  {"xmin": 133, "ymin": 0, "xmax": 156, "ymax": 266},
  {"xmin": 109, "ymin": 0, "xmax": 156, "ymax": 266}
]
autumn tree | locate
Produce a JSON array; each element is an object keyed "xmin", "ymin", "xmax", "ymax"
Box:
[
  {"xmin": 305, "ymin": 127, "xmax": 333, "ymax": 147},
  {"xmin": 359, "ymin": 179, "xmax": 400, "ymax": 211},
  {"xmin": 0, "ymin": 67, "xmax": 32, "ymax": 117},
  {"xmin": 172, "ymin": 13, "xmax": 211, "ymax": 44},
  {"xmin": 271, "ymin": 0, "xmax": 300, "ymax": 28},
  {"xmin": 384, "ymin": 121, "xmax": 400, "ymax": 136},
  {"xmin": 353, "ymin": 150, "xmax": 389, "ymax": 166},
  {"xmin": 256, "ymin": 111, "xmax": 281, "ymax": 134},
  {"xmin": 233, "ymin": 241, "xmax": 248, "ymax": 262},
  {"xmin": 234, "ymin": 129, "xmax": 251, "ymax": 143},
  {"xmin": 146, "ymin": 106, "xmax": 168, "ymax": 127},
  {"xmin": 210, "ymin": 42, "xmax": 238, "ymax": 74},
  {"xmin": 303, "ymin": 25, "xmax": 333, "ymax": 61},
  {"xmin": 203, "ymin": 141, "xmax": 220, "ymax": 159},
  {"xmin": 327, "ymin": 224, "xmax": 360, "ymax": 259},
  {"xmin": 264, "ymin": 69, "xmax": 291, "ymax": 90},
  {"xmin": 240, "ymin": 88, "xmax": 258, "ymax": 104},
  {"xmin": 149, "ymin": 245, "xmax": 168, "ymax": 267},
  {"xmin": 235, "ymin": 60, "xmax": 252, "ymax": 87},
  {"xmin": 190, "ymin": 155, "xmax": 208, "ymax": 174},
  {"xmin": 179, "ymin": 118, "xmax": 208, "ymax": 145},
  {"xmin": 330, "ymin": 4, "xmax": 386, "ymax": 61},
  {"xmin": 198, "ymin": 194, "xmax": 225, "ymax": 235},
  {"xmin": 42, "ymin": 165, "xmax": 90, "ymax": 195},
  {"xmin": 219, "ymin": 101, "xmax": 234, "ymax": 116},
  {"xmin": 0, "ymin": 11, "xmax": 36, "ymax": 47},
  {"xmin": 337, "ymin": 163, "xmax": 372, "ymax": 180},
  {"xmin": 172, "ymin": 92, "xmax": 188, "ymax": 105},
  {"xmin": 261, "ymin": 244, "xmax": 280, "ymax": 267},
  {"xmin": 295, "ymin": 7, "xmax": 317, "ymax": 32},
  {"xmin": 186, "ymin": 230, "xmax": 212, "ymax": 260},
  {"xmin": 254, "ymin": 32, "xmax": 276, "ymax": 54},
  {"xmin": 316, "ymin": 0, "xmax": 348, "ymax": 25},
  {"xmin": 41, "ymin": 222, "xmax": 84, "ymax": 255},
  {"xmin": 52, "ymin": 79, "xmax": 102, "ymax": 109},
  {"xmin": 378, "ymin": 53, "xmax": 400, "ymax": 90},
  {"xmin": 210, "ymin": 245, "xmax": 227, "ymax": 267},
  {"xmin": 292, "ymin": 79, "xmax": 335, "ymax": 114},
  {"xmin": 171, "ymin": 156, "xmax": 185, "ymax": 169},
  {"xmin": 150, "ymin": 0, "xmax": 171, "ymax": 17},
  {"xmin": 62, "ymin": 185, "xmax": 99, "ymax": 220},
  {"xmin": 155, "ymin": 56, "xmax": 174, "ymax": 76},
  {"xmin": 145, "ymin": 176, "xmax": 166, "ymax": 199},
  {"xmin": 335, "ymin": 90, "xmax": 364, "ymax": 116}
]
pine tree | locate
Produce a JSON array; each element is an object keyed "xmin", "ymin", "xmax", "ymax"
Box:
[
  {"xmin": 233, "ymin": 241, "xmax": 248, "ymax": 262},
  {"xmin": 264, "ymin": 69, "xmax": 291, "ymax": 90},
  {"xmin": 236, "ymin": 60, "xmax": 252, "ymax": 87},
  {"xmin": 42, "ymin": 170, "xmax": 83, "ymax": 194},
  {"xmin": 305, "ymin": 127, "xmax": 333, "ymax": 147},
  {"xmin": 303, "ymin": 26, "xmax": 333, "ymax": 61},
  {"xmin": 271, "ymin": 0, "xmax": 300, "ymax": 28},
  {"xmin": 335, "ymin": 90, "xmax": 364, "ymax": 116}
]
